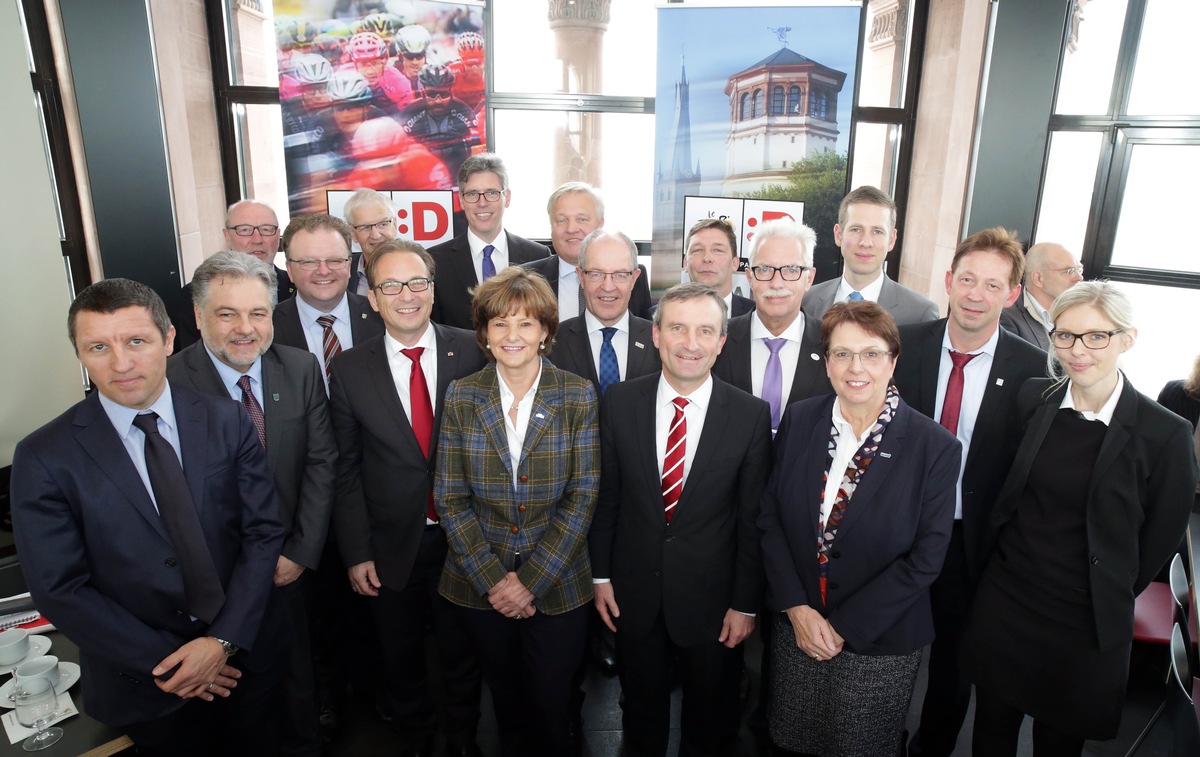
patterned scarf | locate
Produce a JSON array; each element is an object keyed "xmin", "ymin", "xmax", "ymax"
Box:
[{"xmin": 817, "ymin": 384, "xmax": 900, "ymax": 604}]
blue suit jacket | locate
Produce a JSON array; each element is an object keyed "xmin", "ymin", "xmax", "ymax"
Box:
[
  {"xmin": 758, "ymin": 393, "xmax": 960, "ymax": 655},
  {"xmin": 10, "ymin": 384, "xmax": 285, "ymax": 727}
]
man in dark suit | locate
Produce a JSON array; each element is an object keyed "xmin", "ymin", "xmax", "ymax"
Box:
[
  {"xmin": 523, "ymin": 182, "xmax": 652, "ymax": 320},
  {"xmin": 167, "ymin": 251, "xmax": 336, "ymax": 757},
  {"xmin": 329, "ymin": 240, "xmax": 486, "ymax": 757},
  {"xmin": 174, "ymin": 199, "xmax": 295, "ymax": 351},
  {"xmin": 550, "ymin": 228, "xmax": 660, "ymax": 393},
  {"xmin": 590, "ymin": 283, "xmax": 773, "ymax": 757},
  {"xmin": 12, "ymin": 279, "xmax": 285, "ymax": 755},
  {"xmin": 342, "ymin": 188, "xmax": 400, "ymax": 297},
  {"xmin": 428, "ymin": 153, "xmax": 550, "ymax": 329},
  {"xmin": 680, "ymin": 218, "xmax": 755, "ymax": 317},
  {"xmin": 802, "ymin": 186, "xmax": 939, "ymax": 325},
  {"xmin": 999, "ymin": 241, "xmax": 1084, "ymax": 350},
  {"xmin": 713, "ymin": 218, "xmax": 832, "ymax": 431},
  {"xmin": 895, "ymin": 228, "xmax": 1046, "ymax": 757},
  {"xmin": 272, "ymin": 213, "xmax": 385, "ymax": 392}
]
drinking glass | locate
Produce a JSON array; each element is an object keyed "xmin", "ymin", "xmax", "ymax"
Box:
[{"xmin": 14, "ymin": 676, "xmax": 63, "ymax": 751}]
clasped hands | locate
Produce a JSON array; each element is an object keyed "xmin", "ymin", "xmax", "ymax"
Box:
[
  {"xmin": 153, "ymin": 636, "xmax": 239, "ymax": 701},
  {"xmin": 489, "ymin": 571, "xmax": 536, "ymax": 619},
  {"xmin": 787, "ymin": 604, "xmax": 844, "ymax": 661}
]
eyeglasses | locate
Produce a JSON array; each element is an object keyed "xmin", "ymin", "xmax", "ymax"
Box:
[
  {"xmin": 825, "ymin": 350, "xmax": 892, "ymax": 369},
  {"xmin": 226, "ymin": 224, "xmax": 279, "ymax": 237},
  {"xmin": 402, "ymin": 52, "xmax": 425, "ymax": 60},
  {"xmin": 287, "ymin": 256, "xmax": 351, "ymax": 271},
  {"xmin": 462, "ymin": 189, "xmax": 503, "ymax": 203},
  {"xmin": 1050, "ymin": 329, "xmax": 1123, "ymax": 350},
  {"xmin": 425, "ymin": 90, "xmax": 453, "ymax": 101},
  {"xmin": 749, "ymin": 264, "xmax": 809, "ymax": 281},
  {"xmin": 1048, "ymin": 266, "xmax": 1085, "ymax": 276},
  {"xmin": 352, "ymin": 218, "xmax": 394, "ymax": 234},
  {"xmin": 581, "ymin": 270, "xmax": 636, "ymax": 284},
  {"xmin": 374, "ymin": 277, "xmax": 433, "ymax": 295}
]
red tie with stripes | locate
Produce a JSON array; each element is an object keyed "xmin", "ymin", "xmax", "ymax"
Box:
[
  {"xmin": 401, "ymin": 347, "xmax": 439, "ymax": 523},
  {"xmin": 316, "ymin": 314, "xmax": 343, "ymax": 379},
  {"xmin": 662, "ymin": 397, "xmax": 688, "ymax": 523}
]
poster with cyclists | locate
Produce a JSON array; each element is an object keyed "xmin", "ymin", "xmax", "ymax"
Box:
[{"xmin": 273, "ymin": 1, "xmax": 486, "ymax": 217}]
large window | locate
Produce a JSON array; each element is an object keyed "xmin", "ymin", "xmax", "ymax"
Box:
[{"xmin": 1033, "ymin": 0, "xmax": 1200, "ymax": 391}]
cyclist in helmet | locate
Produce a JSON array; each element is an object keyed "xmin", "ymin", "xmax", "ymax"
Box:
[
  {"xmin": 343, "ymin": 116, "xmax": 451, "ymax": 191},
  {"xmin": 393, "ymin": 24, "xmax": 432, "ymax": 92},
  {"xmin": 401, "ymin": 64, "xmax": 475, "ymax": 180},
  {"xmin": 325, "ymin": 69, "xmax": 392, "ymax": 171},
  {"xmin": 343, "ymin": 32, "xmax": 414, "ymax": 115},
  {"xmin": 450, "ymin": 31, "xmax": 486, "ymax": 119}
]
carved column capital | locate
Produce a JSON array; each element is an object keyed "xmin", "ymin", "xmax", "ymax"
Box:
[{"xmin": 548, "ymin": 0, "xmax": 611, "ymax": 30}]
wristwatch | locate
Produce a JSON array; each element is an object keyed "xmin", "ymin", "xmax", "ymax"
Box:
[{"xmin": 211, "ymin": 637, "xmax": 239, "ymax": 657}]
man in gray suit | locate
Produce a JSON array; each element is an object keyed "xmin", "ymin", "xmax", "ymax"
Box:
[
  {"xmin": 803, "ymin": 186, "xmax": 938, "ymax": 325},
  {"xmin": 167, "ymin": 251, "xmax": 337, "ymax": 757},
  {"xmin": 999, "ymin": 241, "xmax": 1083, "ymax": 350}
]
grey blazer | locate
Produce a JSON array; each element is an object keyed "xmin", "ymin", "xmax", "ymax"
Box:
[
  {"xmin": 803, "ymin": 275, "xmax": 939, "ymax": 326},
  {"xmin": 999, "ymin": 298, "xmax": 1050, "ymax": 351}
]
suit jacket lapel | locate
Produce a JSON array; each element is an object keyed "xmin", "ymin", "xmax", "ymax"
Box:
[
  {"xmin": 834, "ymin": 404, "xmax": 905, "ymax": 541},
  {"xmin": 73, "ymin": 397, "xmax": 172, "ymax": 542},
  {"xmin": 173, "ymin": 390, "xmax": 210, "ymax": 518},
  {"xmin": 965, "ymin": 331, "xmax": 1024, "ymax": 472},
  {"xmin": 519, "ymin": 364, "xmax": 561, "ymax": 466},
  {"xmin": 787, "ymin": 316, "xmax": 828, "ymax": 405},
  {"xmin": 564, "ymin": 319, "xmax": 600, "ymax": 386},
  {"xmin": 800, "ymin": 401, "xmax": 833, "ymax": 544},
  {"xmin": 627, "ymin": 318, "xmax": 655, "ymax": 378},
  {"xmin": 916, "ymin": 322, "xmax": 945, "ymax": 417},
  {"xmin": 260, "ymin": 350, "xmax": 284, "ymax": 469},
  {"xmin": 727, "ymin": 318, "xmax": 754, "ymax": 391},
  {"xmin": 677, "ymin": 381, "xmax": 730, "ymax": 510},
  {"xmin": 431, "ymin": 324, "xmax": 472, "ymax": 453},
  {"xmin": 475, "ymin": 367, "xmax": 512, "ymax": 477},
  {"xmin": 1087, "ymin": 379, "xmax": 1136, "ymax": 503},
  {"xmin": 364, "ymin": 338, "xmax": 426, "ymax": 462},
  {"xmin": 635, "ymin": 377, "xmax": 662, "ymax": 511}
]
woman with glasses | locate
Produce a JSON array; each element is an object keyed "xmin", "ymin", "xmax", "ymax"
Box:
[
  {"xmin": 759, "ymin": 300, "xmax": 961, "ymax": 756},
  {"xmin": 961, "ymin": 281, "xmax": 1198, "ymax": 756},
  {"xmin": 435, "ymin": 265, "xmax": 599, "ymax": 756}
]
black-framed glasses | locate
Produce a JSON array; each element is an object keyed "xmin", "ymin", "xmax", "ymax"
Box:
[
  {"xmin": 826, "ymin": 349, "xmax": 892, "ymax": 366},
  {"xmin": 749, "ymin": 264, "xmax": 809, "ymax": 281},
  {"xmin": 374, "ymin": 277, "xmax": 433, "ymax": 295},
  {"xmin": 352, "ymin": 218, "xmax": 394, "ymax": 234},
  {"xmin": 1050, "ymin": 329, "xmax": 1123, "ymax": 350},
  {"xmin": 581, "ymin": 270, "xmax": 636, "ymax": 284},
  {"xmin": 226, "ymin": 224, "xmax": 279, "ymax": 237},
  {"xmin": 287, "ymin": 256, "xmax": 351, "ymax": 271},
  {"xmin": 462, "ymin": 189, "xmax": 503, "ymax": 203}
]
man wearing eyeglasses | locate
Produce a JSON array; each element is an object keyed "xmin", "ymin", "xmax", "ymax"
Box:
[
  {"xmin": 342, "ymin": 188, "xmax": 400, "ymax": 296},
  {"xmin": 428, "ymin": 153, "xmax": 551, "ymax": 329},
  {"xmin": 273, "ymin": 214, "xmax": 384, "ymax": 395},
  {"xmin": 173, "ymin": 200, "xmax": 295, "ymax": 352},
  {"xmin": 802, "ymin": 186, "xmax": 939, "ymax": 325},
  {"xmin": 1000, "ymin": 242, "xmax": 1084, "ymax": 350},
  {"xmin": 525, "ymin": 182, "xmax": 652, "ymax": 322},
  {"xmin": 713, "ymin": 218, "xmax": 832, "ymax": 434},
  {"xmin": 893, "ymin": 228, "xmax": 1045, "ymax": 757},
  {"xmin": 328, "ymin": 240, "xmax": 485, "ymax": 757}
]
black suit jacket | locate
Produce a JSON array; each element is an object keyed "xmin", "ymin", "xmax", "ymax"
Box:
[
  {"xmin": 759, "ymin": 395, "xmax": 960, "ymax": 655},
  {"xmin": 589, "ymin": 374, "xmax": 772, "ymax": 646},
  {"xmin": 892, "ymin": 320, "xmax": 1046, "ymax": 581},
  {"xmin": 999, "ymin": 297, "xmax": 1050, "ymax": 351},
  {"xmin": 428, "ymin": 231, "xmax": 551, "ymax": 329},
  {"xmin": 522, "ymin": 255, "xmax": 653, "ymax": 321},
  {"xmin": 328, "ymin": 325, "xmax": 486, "ymax": 589},
  {"xmin": 272, "ymin": 292, "xmax": 385, "ymax": 353},
  {"xmin": 10, "ymin": 385, "xmax": 284, "ymax": 727},
  {"xmin": 548, "ymin": 314, "xmax": 660, "ymax": 391},
  {"xmin": 711, "ymin": 312, "xmax": 833, "ymax": 411},
  {"xmin": 1157, "ymin": 379, "xmax": 1200, "ymax": 431},
  {"xmin": 167, "ymin": 342, "xmax": 337, "ymax": 570},
  {"xmin": 984, "ymin": 378, "xmax": 1197, "ymax": 651},
  {"xmin": 174, "ymin": 267, "xmax": 294, "ymax": 352}
]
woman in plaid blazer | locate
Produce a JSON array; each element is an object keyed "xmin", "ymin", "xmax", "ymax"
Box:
[{"xmin": 435, "ymin": 266, "xmax": 599, "ymax": 756}]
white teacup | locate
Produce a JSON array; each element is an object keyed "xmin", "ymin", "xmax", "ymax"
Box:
[
  {"xmin": 14, "ymin": 655, "xmax": 60, "ymax": 691},
  {"xmin": 0, "ymin": 628, "xmax": 29, "ymax": 665}
]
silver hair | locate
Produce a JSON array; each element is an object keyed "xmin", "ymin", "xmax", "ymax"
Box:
[
  {"xmin": 342, "ymin": 188, "xmax": 395, "ymax": 226},
  {"xmin": 652, "ymin": 282, "xmax": 729, "ymax": 336},
  {"xmin": 191, "ymin": 250, "xmax": 278, "ymax": 310},
  {"xmin": 578, "ymin": 229, "xmax": 637, "ymax": 271},
  {"xmin": 747, "ymin": 218, "xmax": 816, "ymax": 268},
  {"xmin": 545, "ymin": 181, "xmax": 605, "ymax": 220}
]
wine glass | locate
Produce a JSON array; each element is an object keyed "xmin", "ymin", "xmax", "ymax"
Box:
[{"xmin": 13, "ymin": 676, "xmax": 63, "ymax": 751}]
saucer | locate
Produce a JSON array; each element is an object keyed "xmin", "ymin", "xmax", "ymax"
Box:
[
  {"xmin": 0, "ymin": 662, "xmax": 80, "ymax": 707},
  {"xmin": 0, "ymin": 636, "xmax": 51, "ymax": 675}
]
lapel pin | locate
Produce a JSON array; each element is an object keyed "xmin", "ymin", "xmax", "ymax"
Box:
[
  {"xmin": 272, "ymin": 393, "xmax": 280, "ymax": 401},
  {"xmin": 811, "ymin": 353, "xmax": 820, "ymax": 361},
  {"xmin": 535, "ymin": 412, "xmax": 546, "ymax": 419},
  {"xmin": 360, "ymin": 313, "xmax": 367, "ymax": 319},
  {"xmin": 880, "ymin": 452, "xmax": 892, "ymax": 458},
  {"xmin": 996, "ymin": 378, "xmax": 1004, "ymax": 386},
  {"xmin": 635, "ymin": 341, "xmax": 645, "ymax": 349},
  {"xmin": 447, "ymin": 351, "xmax": 454, "ymax": 357}
]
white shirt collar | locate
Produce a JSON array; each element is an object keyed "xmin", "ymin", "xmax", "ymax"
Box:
[
  {"xmin": 295, "ymin": 292, "xmax": 350, "ymax": 322},
  {"xmin": 584, "ymin": 309, "xmax": 630, "ymax": 335},
  {"xmin": 99, "ymin": 381, "xmax": 177, "ymax": 440},
  {"xmin": 750, "ymin": 310, "xmax": 804, "ymax": 343},
  {"xmin": 499, "ymin": 362, "xmax": 543, "ymax": 411},
  {"xmin": 836, "ymin": 271, "xmax": 885, "ymax": 302},
  {"xmin": 468, "ymin": 228, "xmax": 506, "ymax": 257},
  {"xmin": 558, "ymin": 256, "xmax": 579, "ymax": 279},
  {"xmin": 1060, "ymin": 373, "xmax": 1125, "ymax": 426},
  {"xmin": 941, "ymin": 321, "xmax": 1001, "ymax": 357},
  {"xmin": 383, "ymin": 322, "xmax": 437, "ymax": 356},
  {"xmin": 656, "ymin": 373, "xmax": 714, "ymax": 412}
]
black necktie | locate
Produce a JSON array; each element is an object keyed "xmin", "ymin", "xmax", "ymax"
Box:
[{"xmin": 132, "ymin": 413, "xmax": 225, "ymax": 624}]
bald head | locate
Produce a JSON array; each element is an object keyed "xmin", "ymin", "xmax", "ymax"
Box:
[{"xmin": 1024, "ymin": 242, "xmax": 1083, "ymax": 308}]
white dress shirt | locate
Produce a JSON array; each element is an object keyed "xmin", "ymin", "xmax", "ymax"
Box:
[
  {"xmin": 749, "ymin": 311, "xmax": 804, "ymax": 406},
  {"xmin": 820, "ymin": 399, "xmax": 874, "ymax": 527},
  {"xmin": 468, "ymin": 229, "xmax": 509, "ymax": 284},
  {"xmin": 295, "ymin": 293, "xmax": 353, "ymax": 393},
  {"xmin": 933, "ymin": 326, "xmax": 1000, "ymax": 519},
  {"xmin": 1023, "ymin": 289, "xmax": 1052, "ymax": 330},
  {"xmin": 1060, "ymin": 373, "xmax": 1124, "ymax": 425},
  {"xmin": 383, "ymin": 325, "xmax": 439, "ymax": 428},
  {"xmin": 834, "ymin": 272, "xmax": 886, "ymax": 303},
  {"xmin": 499, "ymin": 364, "xmax": 542, "ymax": 487},
  {"xmin": 584, "ymin": 310, "xmax": 630, "ymax": 380},
  {"xmin": 557, "ymin": 257, "xmax": 582, "ymax": 321},
  {"xmin": 654, "ymin": 374, "xmax": 713, "ymax": 493}
]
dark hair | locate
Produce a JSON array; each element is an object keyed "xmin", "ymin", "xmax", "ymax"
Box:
[
  {"xmin": 685, "ymin": 218, "xmax": 738, "ymax": 257},
  {"xmin": 68, "ymin": 278, "xmax": 172, "ymax": 349},
  {"xmin": 280, "ymin": 213, "xmax": 353, "ymax": 253},
  {"xmin": 471, "ymin": 266, "xmax": 558, "ymax": 358},
  {"xmin": 837, "ymin": 185, "xmax": 896, "ymax": 229},
  {"xmin": 950, "ymin": 227, "xmax": 1025, "ymax": 289},
  {"xmin": 366, "ymin": 239, "xmax": 436, "ymax": 288},
  {"xmin": 652, "ymin": 282, "xmax": 729, "ymax": 336},
  {"xmin": 820, "ymin": 300, "xmax": 901, "ymax": 358}
]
